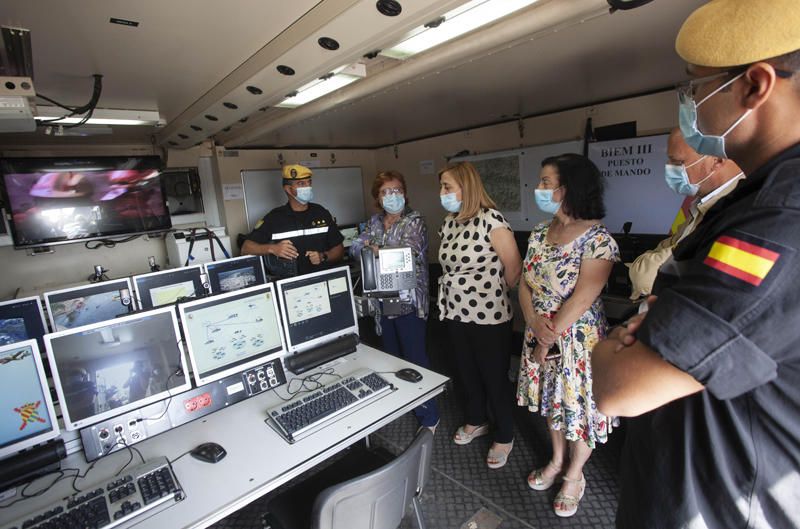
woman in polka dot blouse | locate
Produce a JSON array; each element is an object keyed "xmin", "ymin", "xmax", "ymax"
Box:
[{"xmin": 437, "ymin": 161, "xmax": 521, "ymax": 469}]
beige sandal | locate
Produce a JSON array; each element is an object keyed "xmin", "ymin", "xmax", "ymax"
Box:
[
  {"xmin": 553, "ymin": 473, "xmax": 586, "ymax": 518},
  {"xmin": 452, "ymin": 423, "xmax": 489, "ymax": 445},
  {"xmin": 527, "ymin": 462, "xmax": 563, "ymax": 491},
  {"xmin": 486, "ymin": 440, "xmax": 513, "ymax": 469}
]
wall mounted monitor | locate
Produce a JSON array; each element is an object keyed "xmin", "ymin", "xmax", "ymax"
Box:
[
  {"xmin": 179, "ymin": 284, "xmax": 286, "ymax": 386},
  {"xmin": 43, "ymin": 278, "xmax": 135, "ymax": 332},
  {"xmin": 275, "ymin": 266, "xmax": 358, "ymax": 354},
  {"xmin": 204, "ymin": 255, "xmax": 266, "ymax": 294},
  {"xmin": 133, "ymin": 265, "xmax": 206, "ymax": 310},
  {"xmin": 44, "ymin": 307, "xmax": 190, "ymax": 430},
  {"xmin": 0, "ymin": 296, "xmax": 49, "ymax": 352},
  {"xmin": 0, "ymin": 156, "xmax": 171, "ymax": 249},
  {"xmin": 0, "ymin": 340, "xmax": 61, "ymax": 460}
]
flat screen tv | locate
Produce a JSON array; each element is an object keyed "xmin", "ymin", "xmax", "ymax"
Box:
[{"xmin": 1, "ymin": 156, "xmax": 172, "ymax": 248}]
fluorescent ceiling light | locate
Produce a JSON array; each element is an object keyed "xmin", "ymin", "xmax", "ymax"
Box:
[
  {"xmin": 35, "ymin": 106, "xmax": 163, "ymax": 126},
  {"xmin": 382, "ymin": 0, "xmax": 540, "ymax": 59},
  {"xmin": 276, "ymin": 73, "xmax": 361, "ymax": 109}
]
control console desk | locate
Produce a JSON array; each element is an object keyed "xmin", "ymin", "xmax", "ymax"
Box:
[{"xmin": 0, "ymin": 345, "xmax": 448, "ymax": 529}]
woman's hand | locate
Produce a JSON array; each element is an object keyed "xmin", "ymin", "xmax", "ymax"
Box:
[
  {"xmin": 531, "ymin": 313, "xmax": 556, "ymax": 345},
  {"xmin": 533, "ymin": 343, "xmax": 550, "ymax": 365}
]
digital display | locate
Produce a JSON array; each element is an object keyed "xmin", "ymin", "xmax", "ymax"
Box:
[
  {"xmin": 277, "ymin": 267, "xmax": 357, "ymax": 352},
  {"xmin": 1, "ymin": 157, "xmax": 171, "ymax": 248},
  {"xmin": 205, "ymin": 255, "xmax": 266, "ymax": 294},
  {"xmin": 45, "ymin": 308, "xmax": 189, "ymax": 430},
  {"xmin": 0, "ymin": 341, "xmax": 60, "ymax": 459},
  {"xmin": 44, "ymin": 279, "xmax": 134, "ymax": 332},
  {"xmin": 0, "ymin": 297, "xmax": 49, "ymax": 352},
  {"xmin": 379, "ymin": 248, "xmax": 412, "ymax": 274},
  {"xmin": 180, "ymin": 285, "xmax": 284, "ymax": 385},
  {"xmin": 133, "ymin": 266, "xmax": 205, "ymax": 310}
]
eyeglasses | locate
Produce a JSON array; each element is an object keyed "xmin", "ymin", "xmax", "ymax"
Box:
[
  {"xmin": 380, "ymin": 188, "xmax": 404, "ymax": 197},
  {"xmin": 677, "ymin": 67, "xmax": 795, "ymax": 104}
]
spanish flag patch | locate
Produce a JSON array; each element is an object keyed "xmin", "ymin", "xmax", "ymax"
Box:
[{"xmin": 704, "ymin": 235, "xmax": 780, "ymax": 286}]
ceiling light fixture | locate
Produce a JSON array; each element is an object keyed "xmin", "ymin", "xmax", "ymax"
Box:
[
  {"xmin": 35, "ymin": 106, "xmax": 162, "ymax": 126},
  {"xmin": 381, "ymin": 0, "xmax": 540, "ymax": 60},
  {"xmin": 276, "ymin": 63, "xmax": 366, "ymax": 109}
]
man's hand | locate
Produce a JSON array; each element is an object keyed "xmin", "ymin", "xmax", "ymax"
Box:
[
  {"xmin": 608, "ymin": 295, "xmax": 657, "ymax": 351},
  {"xmin": 306, "ymin": 250, "xmax": 325, "ymax": 265},
  {"xmin": 271, "ymin": 240, "xmax": 298, "ymax": 259}
]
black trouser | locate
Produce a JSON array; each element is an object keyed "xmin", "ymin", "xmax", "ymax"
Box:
[{"xmin": 446, "ymin": 319, "xmax": 514, "ymax": 444}]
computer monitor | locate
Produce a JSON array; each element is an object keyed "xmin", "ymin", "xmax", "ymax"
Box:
[
  {"xmin": 44, "ymin": 307, "xmax": 190, "ymax": 430},
  {"xmin": 275, "ymin": 266, "xmax": 358, "ymax": 353},
  {"xmin": 43, "ymin": 279, "xmax": 135, "ymax": 332},
  {"xmin": 133, "ymin": 265, "xmax": 206, "ymax": 310},
  {"xmin": 0, "ymin": 340, "xmax": 60, "ymax": 460},
  {"xmin": 0, "ymin": 296, "xmax": 49, "ymax": 352},
  {"xmin": 204, "ymin": 255, "xmax": 266, "ymax": 294},
  {"xmin": 339, "ymin": 224, "xmax": 360, "ymax": 249},
  {"xmin": 179, "ymin": 284, "xmax": 286, "ymax": 386}
]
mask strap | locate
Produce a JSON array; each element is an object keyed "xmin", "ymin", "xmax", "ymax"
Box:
[
  {"xmin": 697, "ymin": 72, "xmax": 745, "ymax": 107},
  {"xmin": 721, "ymin": 108, "xmax": 753, "ymax": 138},
  {"xmin": 695, "ymin": 168, "xmax": 716, "ymax": 187},
  {"xmin": 685, "ymin": 155, "xmax": 707, "ymax": 169}
]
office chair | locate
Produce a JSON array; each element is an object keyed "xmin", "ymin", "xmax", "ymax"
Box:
[{"xmin": 265, "ymin": 429, "xmax": 434, "ymax": 529}]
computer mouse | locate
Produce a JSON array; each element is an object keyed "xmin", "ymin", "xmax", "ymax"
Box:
[
  {"xmin": 190, "ymin": 442, "xmax": 227, "ymax": 464},
  {"xmin": 395, "ymin": 368, "xmax": 423, "ymax": 383}
]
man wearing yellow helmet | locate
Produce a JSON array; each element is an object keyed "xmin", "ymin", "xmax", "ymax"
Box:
[{"xmin": 593, "ymin": 1, "xmax": 800, "ymax": 527}]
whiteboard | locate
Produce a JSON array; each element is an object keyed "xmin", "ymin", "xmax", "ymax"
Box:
[
  {"xmin": 241, "ymin": 167, "xmax": 365, "ymax": 231},
  {"xmin": 453, "ymin": 140, "xmax": 583, "ymax": 231}
]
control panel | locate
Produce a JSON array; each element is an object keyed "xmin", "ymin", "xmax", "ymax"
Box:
[{"xmin": 81, "ymin": 358, "xmax": 286, "ymax": 461}]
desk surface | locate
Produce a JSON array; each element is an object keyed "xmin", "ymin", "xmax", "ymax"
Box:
[{"xmin": 1, "ymin": 345, "xmax": 448, "ymax": 529}]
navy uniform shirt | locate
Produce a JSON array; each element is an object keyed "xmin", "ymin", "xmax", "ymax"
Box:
[
  {"xmin": 617, "ymin": 143, "xmax": 800, "ymax": 529},
  {"xmin": 245, "ymin": 202, "xmax": 343, "ymax": 276}
]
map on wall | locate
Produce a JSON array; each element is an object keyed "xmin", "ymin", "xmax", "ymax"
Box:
[{"xmin": 471, "ymin": 155, "xmax": 520, "ymax": 212}]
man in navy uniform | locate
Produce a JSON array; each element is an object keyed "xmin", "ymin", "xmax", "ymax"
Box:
[
  {"xmin": 593, "ymin": 0, "xmax": 800, "ymax": 527},
  {"xmin": 242, "ymin": 164, "xmax": 344, "ymax": 276}
]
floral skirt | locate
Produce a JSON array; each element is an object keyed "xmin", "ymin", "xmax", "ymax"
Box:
[{"xmin": 516, "ymin": 319, "xmax": 612, "ymax": 449}]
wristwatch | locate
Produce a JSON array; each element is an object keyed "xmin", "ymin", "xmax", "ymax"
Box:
[{"xmin": 320, "ymin": 251, "xmax": 328, "ymax": 263}]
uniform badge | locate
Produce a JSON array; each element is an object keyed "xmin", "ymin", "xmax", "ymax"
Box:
[
  {"xmin": 290, "ymin": 168, "xmax": 297, "ymax": 178},
  {"xmin": 704, "ymin": 234, "xmax": 780, "ymax": 286}
]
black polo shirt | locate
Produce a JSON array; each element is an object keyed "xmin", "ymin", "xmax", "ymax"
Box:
[
  {"xmin": 245, "ymin": 202, "xmax": 343, "ymax": 276},
  {"xmin": 617, "ymin": 143, "xmax": 800, "ymax": 529}
]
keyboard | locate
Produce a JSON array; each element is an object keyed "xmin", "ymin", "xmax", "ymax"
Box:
[
  {"xmin": 3, "ymin": 457, "xmax": 183, "ymax": 529},
  {"xmin": 266, "ymin": 369, "xmax": 393, "ymax": 443}
]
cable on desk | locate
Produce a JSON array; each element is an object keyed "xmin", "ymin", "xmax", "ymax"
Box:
[
  {"xmin": 168, "ymin": 449, "xmax": 193, "ymax": 465},
  {"xmin": 272, "ymin": 367, "xmax": 342, "ymax": 402},
  {"xmin": 0, "ymin": 468, "xmax": 80, "ymax": 509}
]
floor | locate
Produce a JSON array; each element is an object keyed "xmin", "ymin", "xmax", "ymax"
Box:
[{"xmin": 211, "ymin": 322, "xmax": 625, "ymax": 529}]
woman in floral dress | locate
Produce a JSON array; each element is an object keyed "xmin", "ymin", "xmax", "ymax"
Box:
[{"xmin": 517, "ymin": 153, "xmax": 619, "ymax": 518}]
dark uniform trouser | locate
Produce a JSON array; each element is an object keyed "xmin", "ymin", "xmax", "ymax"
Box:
[{"xmin": 446, "ymin": 319, "xmax": 514, "ymax": 443}]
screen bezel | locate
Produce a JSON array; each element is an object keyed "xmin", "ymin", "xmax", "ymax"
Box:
[
  {"xmin": 0, "ymin": 156, "xmax": 172, "ymax": 249},
  {"xmin": 0, "ymin": 296, "xmax": 50, "ymax": 352},
  {"xmin": 275, "ymin": 265, "xmax": 359, "ymax": 354},
  {"xmin": 43, "ymin": 278, "xmax": 135, "ymax": 332},
  {"xmin": 203, "ymin": 255, "xmax": 267, "ymax": 294},
  {"xmin": 133, "ymin": 265, "xmax": 206, "ymax": 309},
  {"xmin": 179, "ymin": 283, "xmax": 287, "ymax": 386},
  {"xmin": 0, "ymin": 339, "xmax": 61, "ymax": 460},
  {"xmin": 44, "ymin": 306, "xmax": 191, "ymax": 431}
]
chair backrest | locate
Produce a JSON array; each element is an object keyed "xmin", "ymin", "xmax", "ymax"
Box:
[{"xmin": 311, "ymin": 429, "xmax": 434, "ymax": 529}]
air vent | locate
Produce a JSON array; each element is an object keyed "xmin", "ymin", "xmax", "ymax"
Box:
[
  {"xmin": 190, "ymin": 125, "xmax": 203, "ymax": 131},
  {"xmin": 259, "ymin": 107, "xmax": 269, "ymax": 112},
  {"xmin": 239, "ymin": 117, "xmax": 248, "ymax": 123},
  {"xmin": 178, "ymin": 133, "xmax": 188, "ymax": 139},
  {"xmin": 277, "ymin": 65, "xmax": 296, "ymax": 76},
  {"xmin": 363, "ymin": 50, "xmax": 381, "ymax": 59},
  {"xmin": 424, "ymin": 16, "xmax": 445, "ymax": 28},
  {"xmin": 246, "ymin": 85, "xmax": 263, "ymax": 95},
  {"xmin": 318, "ymin": 37, "xmax": 340, "ymax": 51},
  {"xmin": 376, "ymin": 0, "xmax": 402, "ymax": 17},
  {"xmin": 205, "ymin": 114, "xmax": 218, "ymax": 121},
  {"xmin": 223, "ymin": 102, "xmax": 238, "ymax": 109}
]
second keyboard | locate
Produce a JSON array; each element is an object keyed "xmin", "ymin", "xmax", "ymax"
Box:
[{"xmin": 266, "ymin": 369, "xmax": 392, "ymax": 443}]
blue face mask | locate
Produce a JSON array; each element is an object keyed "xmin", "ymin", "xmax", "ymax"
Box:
[
  {"xmin": 440, "ymin": 192, "xmax": 462, "ymax": 213},
  {"xmin": 294, "ymin": 186, "xmax": 313, "ymax": 204},
  {"xmin": 679, "ymin": 72, "xmax": 752, "ymax": 159},
  {"xmin": 534, "ymin": 188, "xmax": 561, "ymax": 215},
  {"xmin": 382, "ymin": 194, "xmax": 405, "ymax": 214},
  {"xmin": 664, "ymin": 156, "xmax": 713, "ymax": 196}
]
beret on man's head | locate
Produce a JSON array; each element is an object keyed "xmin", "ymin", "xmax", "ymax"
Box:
[
  {"xmin": 282, "ymin": 164, "xmax": 312, "ymax": 181},
  {"xmin": 676, "ymin": 0, "xmax": 800, "ymax": 68}
]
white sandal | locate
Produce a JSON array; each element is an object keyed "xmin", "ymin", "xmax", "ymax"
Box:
[
  {"xmin": 553, "ymin": 473, "xmax": 586, "ymax": 518},
  {"xmin": 452, "ymin": 423, "xmax": 489, "ymax": 445}
]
